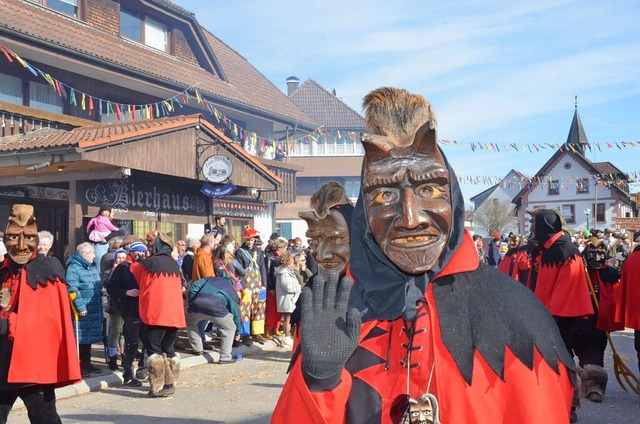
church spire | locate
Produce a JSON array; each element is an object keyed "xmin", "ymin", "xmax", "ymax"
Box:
[{"xmin": 565, "ymin": 96, "xmax": 588, "ymax": 156}]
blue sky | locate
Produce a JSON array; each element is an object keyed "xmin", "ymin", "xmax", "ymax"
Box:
[{"xmin": 177, "ymin": 0, "xmax": 640, "ymax": 204}]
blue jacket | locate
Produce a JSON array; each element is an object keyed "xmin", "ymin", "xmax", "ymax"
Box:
[{"xmin": 66, "ymin": 252, "xmax": 103, "ymax": 344}]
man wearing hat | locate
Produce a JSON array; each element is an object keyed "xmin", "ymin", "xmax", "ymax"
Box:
[
  {"xmin": 131, "ymin": 233, "xmax": 185, "ymax": 397},
  {"xmin": 106, "ymin": 240, "xmax": 149, "ymax": 387},
  {"xmin": 0, "ymin": 204, "xmax": 80, "ymax": 422},
  {"xmin": 273, "ymin": 88, "xmax": 575, "ymax": 423}
]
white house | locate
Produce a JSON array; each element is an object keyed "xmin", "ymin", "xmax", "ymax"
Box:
[
  {"xmin": 514, "ymin": 107, "xmax": 634, "ymax": 234},
  {"xmin": 470, "ymin": 169, "xmax": 529, "ymax": 237}
]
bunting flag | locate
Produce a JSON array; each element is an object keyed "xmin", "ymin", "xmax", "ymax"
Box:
[
  {"xmin": 454, "ymin": 172, "xmax": 639, "ymax": 187},
  {"xmin": 1, "ymin": 44, "xmax": 638, "ymax": 160}
]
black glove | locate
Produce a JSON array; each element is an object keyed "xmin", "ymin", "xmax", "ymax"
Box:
[{"xmin": 300, "ymin": 271, "xmax": 361, "ymax": 391}]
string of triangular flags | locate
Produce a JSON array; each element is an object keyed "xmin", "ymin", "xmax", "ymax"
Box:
[
  {"xmin": 0, "ymin": 44, "xmax": 355, "ymax": 151},
  {"xmin": 455, "ymin": 172, "xmax": 639, "ymax": 187},
  {"xmin": 1, "ymin": 44, "xmax": 637, "ymax": 155}
]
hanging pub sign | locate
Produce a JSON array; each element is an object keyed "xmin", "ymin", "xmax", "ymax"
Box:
[
  {"xmin": 200, "ymin": 182, "xmax": 237, "ymax": 198},
  {"xmin": 202, "ymin": 154, "xmax": 234, "ymax": 183}
]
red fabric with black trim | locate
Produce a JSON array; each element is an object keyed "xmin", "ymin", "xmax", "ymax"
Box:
[
  {"xmin": 272, "ymin": 233, "xmax": 574, "ymax": 424},
  {"xmin": 528, "ymin": 233, "xmax": 593, "ymax": 317},
  {"xmin": 587, "ymin": 268, "xmax": 624, "ymax": 332},
  {"xmin": 2, "ymin": 266, "xmax": 80, "ymax": 387},
  {"xmin": 130, "ymin": 262, "xmax": 186, "ymax": 328},
  {"xmin": 497, "ymin": 250, "xmax": 530, "ymax": 282},
  {"xmin": 615, "ymin": 249, "xmax": 640, "ymax": 330}
]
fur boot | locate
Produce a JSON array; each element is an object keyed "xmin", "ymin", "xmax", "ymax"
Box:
[
  {"xmin": 147, "ymin": 353, "xmax": 165, "ymax": 396},
  {"xmin": 579, "ymin": 364, "xmax": 608, "ymax": 403},
  {"xmin": 155, "ymin": 353, "xmax": 180, "ymax": 397}
]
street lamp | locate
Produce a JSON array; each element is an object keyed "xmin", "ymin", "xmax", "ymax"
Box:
[{"xmin": 584, "ymin": 208, "xmax": 591, "ymax": 230}]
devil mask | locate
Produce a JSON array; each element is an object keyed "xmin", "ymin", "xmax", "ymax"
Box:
[
  {"xmin": 5, "ymin": 204, "xmax": 38, "ymax": 265},
  {"xmin": 361, "ymin": 88, "xmax": 451, "ymax": 274},
  {"xmin": 299, "ymin": 182, "xmax": 353, "ymax": 276}
]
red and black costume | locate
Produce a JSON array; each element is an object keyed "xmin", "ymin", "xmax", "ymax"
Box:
[
  {"xmin": 130, "ymin": 234, "xmax": 186, "ymax": 397},
  {"xmin": 615, "ymin": 246, "xmax": 640, "ymax": 373},
  {"xmin": 273, "ymin": 164, "xmax": 575, "ymax": 423},
  {"xmin": 0, "ymin": 255, "xmax": 81, "ymax": 421},
  {"xmin": 497, "ymin": 242, "xmax": 530, "ymax": 283}
]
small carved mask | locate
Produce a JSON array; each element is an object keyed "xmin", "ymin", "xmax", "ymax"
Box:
[
  {"xmin": 406, "ymin": 394, "xmax": 439, "ymax": 424},
  {"xmin": 584, "ymin": 241, "xmax": 606, "ymax": 269},
  {"xmin": 5, "ymin": 204, "xmax": 38, "ymax": 265},
  {"xmin": 509, "ymin": 235, "xmax": 521, "ymax": 249}
]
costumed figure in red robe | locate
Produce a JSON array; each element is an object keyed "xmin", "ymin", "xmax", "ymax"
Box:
[
  {"xmin": 131, "ymin": 232, "xmax": 186, "ymax": 397},
  {"xmin": 0, "ymin": 204, "xmax": 80, "ymax": 423},
  {"xmin": 272, "ymin": 88, "xmax": 575, "ymax": 424},
  {"xmin": 497, "ymin": 233, "xmax": 530, "ymax": 284},
  {"xmin": 615, "ymin": 243, "xmax": 640, "ymax": 378},
  {"xmin": 527, "ymin": 208, "xmax": 594, "ymax": 422},
  {"xmin": 577, "ymin": 237, "xmax": 624, "ymax": 403}
]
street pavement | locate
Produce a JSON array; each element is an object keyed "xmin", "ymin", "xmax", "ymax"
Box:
[{"xmin": 7, "ymin": 330, "xmax": 640, "ymax": 423}]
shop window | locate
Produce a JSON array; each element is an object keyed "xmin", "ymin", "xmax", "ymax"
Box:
[
  {"xmin": 576, "ymin": 178, "xmax": 589, "ymax": 193},
  {"xmin": 561, "ymin": 205, "xmax": 575, "ymax": 224},
  {"xmin": 227, "ymin": 218, "xmax": 251, "ymax": 244},
  {"xmin": 30, "ymin": 0, "xmax": 79, "ymax": 18},
  {"xmin": 120, "ymin": 7, "xmax": 168, "ymax": 52},
  {"xmin": 276, "ymin": 222, "xmax": 292, "ymax": 241},
  {"xmin": 548, "ymin": 180, "xmax": 559, "ymax": 195},
  {"xmin": 0, "ymin": 74, "xmax": 23, "ymax": 105},
  {"xmin": 29, "ymin": 81, "xmax": 63, "ymax": 114}
]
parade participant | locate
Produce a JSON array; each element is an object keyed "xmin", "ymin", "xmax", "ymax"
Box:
[
  {"xmin": 578, "ymin": 237, "xmax": 624, "ymax": 403},
  {"xmin": 497, "ymin": 233, "xmax": 530, "ymax": 283},
  {"xmin": 486, "ymin": 232, "xmax": 502, "ymax": 267},
  {"xmin": 527, "ymin": 208, "xmax": 593, "ymax": 421},
  {"xmin": 273, "ymin": 87, "xmax": 575, "ymax": 424},
  {"xmin": 236, "ymin": 228, "xmax": 268, "ymax": 344},
  {"xmin": 131, "ymin": 233, "xmax": 186, "ymax": 397},
  {"xmin": 615, "ymin": 241, "xmax": 640, "ymax": 375},
  {"xmin": 0, "ymin": 204, "xmax": 80, "ymax": 423}
]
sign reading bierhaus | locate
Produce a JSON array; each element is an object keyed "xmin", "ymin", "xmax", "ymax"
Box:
[{"xmin": 81, "ymin": 176, "xmax": 206, "ymax": 217}]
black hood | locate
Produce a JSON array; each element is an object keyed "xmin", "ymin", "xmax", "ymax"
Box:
[{"xmin": 348, "ymin": 151, "xmax": 466, "ymax": 322}]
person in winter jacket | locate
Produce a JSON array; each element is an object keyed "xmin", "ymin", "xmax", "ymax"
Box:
[
  {"xmin": 273, "ymin": 87, "xmax": 574, "ymax": 424},
  {"xmin": 275, "ymin": 250, "xmax": 300, "ymax": 347},
  {"xmin": 106, "ymin": 241, "xmax": 148, "ymax": 387},
  {"xmin": 66, "ymin": 242, "xmax": 104, "ymax": 378},
  {"xmin": 186, "ymin": 276, "xmax": 242, "ymax": 362}
]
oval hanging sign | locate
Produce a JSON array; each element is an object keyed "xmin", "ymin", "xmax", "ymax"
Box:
[{"xmin": 202, "ymin": 155, "xmax": 234, "ymax": 183}]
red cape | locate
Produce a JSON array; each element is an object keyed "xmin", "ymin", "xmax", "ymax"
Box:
[
  {"xmin": 3, "ymin": 264, "xmax": 80, "ymax": 387},
  {"xmin": 615, "ymin": 250, "xmax": 640, "ymax": 330}
]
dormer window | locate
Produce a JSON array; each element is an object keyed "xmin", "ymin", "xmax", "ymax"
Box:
[
  {"xmin": 30, "ymin": 0, "xmax": 78, "ymax": 17},
  {"xmin": 120, "ymin": 7, "xmax": 168, "ymax": 52}
]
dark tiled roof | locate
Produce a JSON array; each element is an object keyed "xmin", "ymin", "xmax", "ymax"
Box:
[
  {"xmin": 593, "ymin": 161, "xmax": 627, "ymax": 177},
  {"xmin": 0, "ymin": 0, "xmax": 315, "ymax": 127},
  {"xmin": 289, "ymin": 79, "xmax": 364, "ymax": 129}
]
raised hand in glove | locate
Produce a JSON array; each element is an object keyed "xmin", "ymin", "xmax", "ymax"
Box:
[{"xmin": 300, "ymin": 271, "xmax": 361, "ymax": 390}]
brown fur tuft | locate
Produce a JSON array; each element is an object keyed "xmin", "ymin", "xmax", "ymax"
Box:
[
  {"xmin": 309, "ymin": 182, "xmax": 350, "ymax": 219},
  {"xmin": 362, "ymin": 87, "xmax": 436, "ymax": 147}
]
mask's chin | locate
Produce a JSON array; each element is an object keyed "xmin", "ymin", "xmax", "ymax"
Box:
[{"xmin": 383, "ymin": 242, "xmax": 445, "ymax": 275}]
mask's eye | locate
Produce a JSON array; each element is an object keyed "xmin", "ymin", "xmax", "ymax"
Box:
[
  {"xmin": 373, "ymin": 190, "xmax": 397, "ymax": 204},
  {"xmin": 417, "ymin": 185, "xmax": 445, "ymax": 199}
]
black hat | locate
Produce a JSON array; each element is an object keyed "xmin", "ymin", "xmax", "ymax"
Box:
[
  {"xmin": 270, "ymin": 232, "xmax": 280, "ymax": 241},
  {"xmin": 99, "ymin": 203, "xmax": 112, "ymax": 214},
  {"xmin": 603, "ymin": 228, "xmax": 612, "ymax": 235}
]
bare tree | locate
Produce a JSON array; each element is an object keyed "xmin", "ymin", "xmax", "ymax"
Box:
[{"xmin": 473, "ymin": 198, "xmax": 518, "ymax": 236}]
